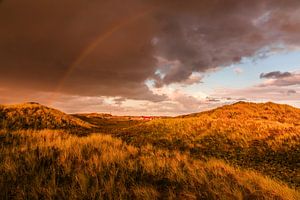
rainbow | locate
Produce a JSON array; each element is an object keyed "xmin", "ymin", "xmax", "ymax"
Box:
[{"xmin": 49, "ymin": 6, "xmax": 157, "ymax": 103}]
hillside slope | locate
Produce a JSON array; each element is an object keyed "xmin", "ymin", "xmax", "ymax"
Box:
[
  {"xmin": 118, "ymin": 102, "xmax": 300, "ymax": 187},
  {"xmin": 0, "ymin": 130, "xmax": 299, "ymax": 200},
  {"xmin": 182, "ymin": 101, "xmax": 300, "ymax": 124},
  {"xmin": 0, "ymin": 102, "xmax": 94, "ymax": 130},
  {"xmin": 73, "ymin": 114, "xmax": 146, "ymax": 133}
]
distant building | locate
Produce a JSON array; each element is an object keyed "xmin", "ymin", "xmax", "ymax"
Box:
[{"xmin": 141, "ymin": 116, "xmax": 154, "ymax": 120}]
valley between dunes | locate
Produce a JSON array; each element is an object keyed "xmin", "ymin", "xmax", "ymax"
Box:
[{"xmin": 0, "ymin": 101, "xmax": 299, "ymax": 199}]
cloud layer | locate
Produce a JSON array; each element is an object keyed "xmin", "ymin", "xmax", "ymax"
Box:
[
  {"xmin": 260, "ymin": 71, "xmax": 292, "ymax": 79},
  {"xmin": 1, "ymin": 0, "xmax": 300, "ymax": 113},
  {"xmin": 260, "ymin": 71, "xmax": 300, "ymax": 87}
]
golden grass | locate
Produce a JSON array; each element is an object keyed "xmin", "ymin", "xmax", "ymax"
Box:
[
  {"xmin": 184, "ymin": 102, "xmax": 300, "ymax": 124},
  {"xmin": 0, "ymin": 102, "xmax": 94, "ymax": 130},
  {"xmin": 73, "ymin": 114, "xmax": 145, "ymax": 133},
  {"xmin": 1, "ymin": 101, "xmax": 299, "ymax": 199},
  {"xmin": 118, "ymin": 102, "xmax": 300, "ymax": 188},
  {"xmin": 0, "ymin": 130, "xmax": 299, "ymax": 200}
]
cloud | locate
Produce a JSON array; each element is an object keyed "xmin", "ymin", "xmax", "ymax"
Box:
[
  {"xmin": 233, "ymin": 67, "xmax": 243, "ymax": 75},
  {"xmin": 0, "ymin": 0, "xmax": 161, "ymax": 101},
  {"xmin": 259, "ymin": 71, "xmax": 300, "ymax": 87},
  {"xmin": 208, "ymin": 70, "xmax": 300, "ymax": 110},
  {"xmin": 1, "ymin": 0, "xmax": 300, "ymax": 106},
  {"xmin": 180, "ymin": 73, "xmax": 203, "ymax": 85},
  {"xmin": 213, "ymin": 85, "xmax": 300, "ymax": 103},
  {"xmin": 287, "ymin": 89, "xmax": 297, "ymax": 95},
  {"xmin": 113, "ymin": 97, "xmax": 126, "ymax": 106},
  {"xmin": 260, "ymin": 71, "xmax": 292, "ymax": 79},
  {"xmin": 150, "ymin": 0, "xmax": 300, "ymax": 86}
]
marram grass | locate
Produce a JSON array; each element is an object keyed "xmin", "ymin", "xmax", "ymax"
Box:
[{"xmin": 0, "ymin": 130, "xmax": 299, "ymax": 200}]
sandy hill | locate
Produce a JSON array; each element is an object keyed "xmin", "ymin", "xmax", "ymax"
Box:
[
  {"xmin": 183, "ymin": 101, "xmax": 300, "ymax": 124},
  {"xmin": 0, "ymin": 101, "xmax": 299, "ymax": 198},
  {"xmin": 118, "ymin": 102, "xmax": 300, "ymax": 187},
  {"xmin": 0, "ymin": 102, "xmax": 94, "ymax": 130},
  {"xmin": 73, "ymin": 113, "xmax": 113, "ymax": 119}
]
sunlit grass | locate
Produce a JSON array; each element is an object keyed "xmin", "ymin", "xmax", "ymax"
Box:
[
  {"xmin": 0, "ymin": 102, "xmax": 93, "ymax": 130},
  {"xmin": 0, "ymin": 130, "xmax": 299, "ymax": 200},
  {"xmin": 1, "ymin": 102, "xmax": 299, "ymax": 199},
  {"xmin": 118, "ymin": 102, "xmax": 300, "ymax": 187}
]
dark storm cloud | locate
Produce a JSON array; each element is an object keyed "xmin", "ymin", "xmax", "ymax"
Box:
[
  {"xmin": 0, "ymin": 0, "xmax": 162, "ymax": 101},
  {"xmin": 260, "ymin": 71, "xmax": 292, "ymax": 79},
  {"xmin": 151, "ymin": 0, "xmax": 300, "ymax": 84},
  {"xmin": 259, "ymin": 71, "xmax": 300, "ymax": 87},
  {"xmin": 1, "ymin": 0, "xmax": 300, "ymax": 102}
]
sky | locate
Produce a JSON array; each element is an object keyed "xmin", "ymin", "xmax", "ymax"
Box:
[{"xmin": 0, "ymin": 0, "xmax": 300, "ymax": 116}]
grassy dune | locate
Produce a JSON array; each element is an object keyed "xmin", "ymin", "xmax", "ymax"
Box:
[
  {"xmin": 183, "ymin": 102, "xmax": 300, "ymax": 123},
  {"xmin": 0, "ymin": 130, "xmax": 299, "ymax": 200},
  {"xmin": 0, "ymin": 102, "xmax": 94, "ymax": 131},
  {"xmin": 0, "ymin": 102, "xmax": 299, "ymax": 199},
  {"xmin": 118, "ymin": 102, "xmax": 300, "ymax": 187},
  {"xmin": 73, "ymin": 114, "xmax": 145, "ymax": 133}
]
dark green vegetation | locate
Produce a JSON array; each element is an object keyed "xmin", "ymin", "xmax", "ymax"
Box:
[{"xmin": 0, "ymin": 101, "xmax": 299, "ymax": 199}]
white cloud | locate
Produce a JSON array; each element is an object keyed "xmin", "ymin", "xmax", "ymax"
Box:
[
  {"xmin": 233, "ymin": 67, "xmax": 243, "ymax": 75},
  {"xmin": 180, "ymin": 72, "xmax": 203, "ymax": 85}
]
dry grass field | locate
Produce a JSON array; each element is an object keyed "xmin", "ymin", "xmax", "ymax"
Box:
[
  {"xmin": 0, "ymin": 101, "xmax": 299, "ymax": 199},
  {"xmin": 72, "ymin": 113, "xmax": 146, "ymax": 134},
  {"xmin": 0, "ymin": 130, "xmax": 299, "ymax": 200},
  {"xmin": 118, "ymin": 102, "xmax": 300, "ymax": 188}
]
